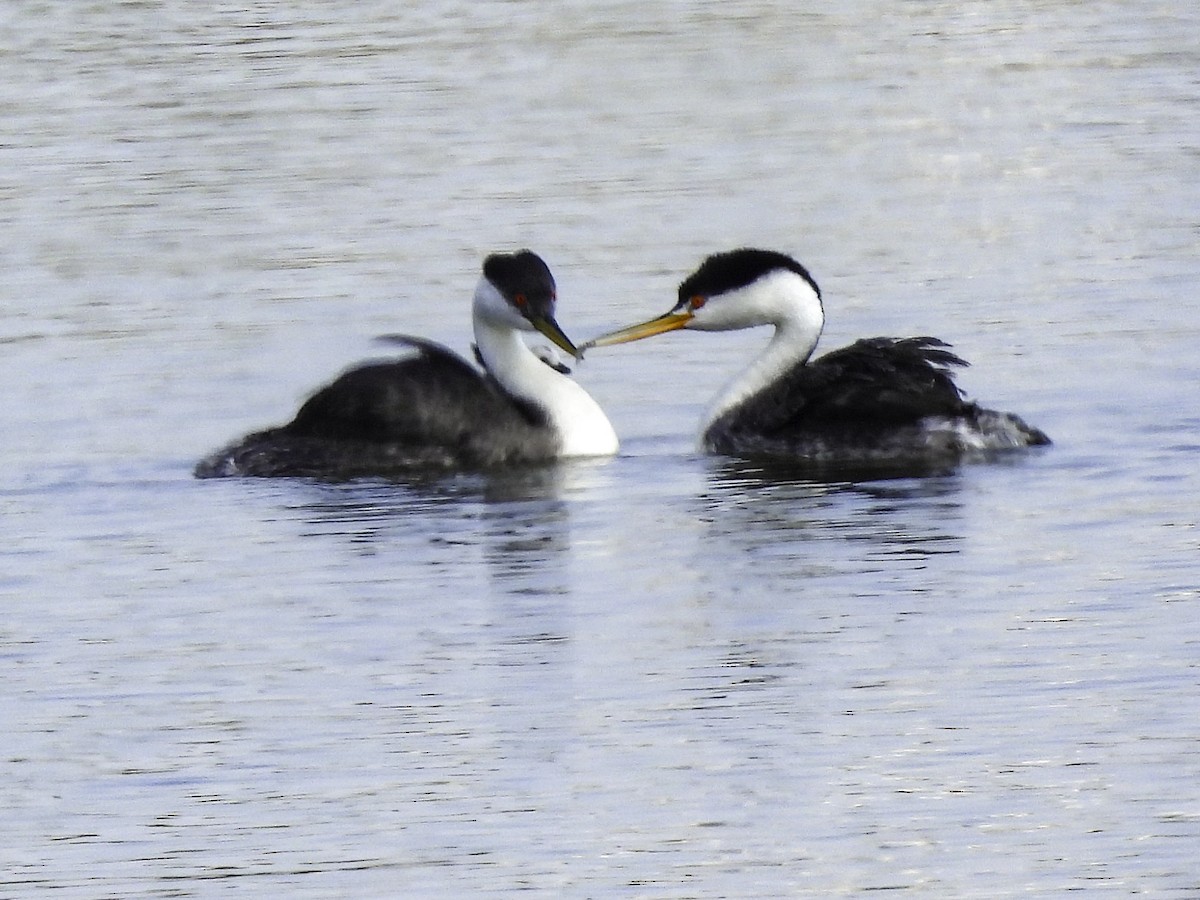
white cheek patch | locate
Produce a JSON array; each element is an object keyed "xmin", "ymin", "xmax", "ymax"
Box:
[{"xmin": 698, "ymin": 269, "xmax": 824, "ymax": 334}]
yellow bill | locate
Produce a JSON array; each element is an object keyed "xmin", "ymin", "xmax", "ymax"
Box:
[{"xmin": 582, "ymin": 309, "xmax": 694, "ymax": 351}]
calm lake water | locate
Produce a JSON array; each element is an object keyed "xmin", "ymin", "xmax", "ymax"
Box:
[{"xmin": 3, "ymin": 2, "xmax": 1199, "ymax": 896}]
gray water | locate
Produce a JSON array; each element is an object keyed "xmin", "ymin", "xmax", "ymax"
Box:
[{"xmin": 3, "ymin": 2, "xmax": 1199, "ymax": 897}]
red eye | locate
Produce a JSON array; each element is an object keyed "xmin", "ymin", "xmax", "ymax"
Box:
[
  {"xmin": 691, "ymin": 295, "xmax": 706, "ymax": 310},
  {"xmin": 514, "ymin": 293, "xmax": 527, "ymax": 308}
]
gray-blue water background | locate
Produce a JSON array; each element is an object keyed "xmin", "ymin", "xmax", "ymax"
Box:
[{"xmin": 3, "ymin": 3, "xmax": 1198, "ymax": 896}]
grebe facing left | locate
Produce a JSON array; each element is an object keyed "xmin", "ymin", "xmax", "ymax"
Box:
[
  {"xmin": 585, "ymin": 248, "xmax": 1048, "ymax": 469},
  {"xmin": 195, "ymin": 250, "xmax": 618, "ymax": 478}
]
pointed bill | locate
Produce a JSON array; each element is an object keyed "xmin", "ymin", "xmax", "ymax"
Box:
[
  {"xmin": 582, "ymin": 309, "xmax": 694, "ymax": 351},
  {"xmin": 529, "ymin": 314, "xmax": 582, "ymax": 360}
]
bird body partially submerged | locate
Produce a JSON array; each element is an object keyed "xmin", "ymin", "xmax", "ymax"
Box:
[
  {"xmin": 586, "ymin": 248, "xmax": 1048, "ymax": 470},
  {"xmin": 196, "ymin": 251, "xmax": 617, "ymax": 479},
  {"xmin": 702, "ymin": 335, "xmax": 1048, "ymax": 464}
]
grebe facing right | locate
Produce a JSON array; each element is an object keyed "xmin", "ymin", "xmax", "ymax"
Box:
[
  {"xmin": 196, "ymin": 250, "xmax": 617, "ymax": 478},
  {"xmin": 585, "ymin": 248, "xmax": 1049, "ymax": 469}
]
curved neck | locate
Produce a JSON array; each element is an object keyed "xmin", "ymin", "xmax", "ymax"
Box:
[
  {"xmin": 473, "ymin": 315, "xmax": 618, "ymax": 458},
  {"xmin": 702, "ymin": 319, "xmax": 821, "ymax": 431}
]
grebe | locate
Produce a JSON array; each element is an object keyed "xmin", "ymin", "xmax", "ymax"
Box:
[
  {"xmin": 585, "ymin": 248, "xmax": 1049, "ymax": 468},
  {"xmin": 195, "ymin": 250, "xmax": 618, "ymax": 478}
]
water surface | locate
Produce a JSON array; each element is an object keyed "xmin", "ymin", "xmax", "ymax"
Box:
[{"xmin": 3, "ymin": 2, "xmax": 1198, "ymax": 896}]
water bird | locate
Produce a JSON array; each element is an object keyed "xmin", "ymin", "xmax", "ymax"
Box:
[
  {"xmin": 585, "ymin": 248, "xmax": 1049, "ymax": 470},
  {"xmin": 195, "ymin": 250, "xmax": 618, "ymax": 478}
]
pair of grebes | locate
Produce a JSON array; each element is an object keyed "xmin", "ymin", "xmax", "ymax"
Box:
[{"xmin": 195, "ymin": 248, "xmax": 1049, "ymax": 479}]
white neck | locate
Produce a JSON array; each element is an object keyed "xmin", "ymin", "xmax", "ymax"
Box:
[
  {"xmin": 701, "ymin": 322, "xmax": 820, "ymax": 430},
  {"xmin": 697, "ymin": 270, "xmax": 825, "ymax": 430},
  {"xmin": 472, "ymin": 297, "xmax": 618, "ymax": 458}
]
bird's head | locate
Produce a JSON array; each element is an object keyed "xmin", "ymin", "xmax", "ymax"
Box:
[
  {"xmin": 584, "ymin": 248, "xmax": 823, "ymax": 350},
  {"xmin": 476, "ymin": 249, "xmax": 581, "ymax": 359}
]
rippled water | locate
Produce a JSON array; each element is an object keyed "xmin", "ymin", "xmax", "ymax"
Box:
[{"xmin": 3, "ymin": 3, "xmax": 1199, "ymax": 896}]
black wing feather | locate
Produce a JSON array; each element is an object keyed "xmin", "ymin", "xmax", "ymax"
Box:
[
  {"xmin": 724, "ymin": 337, "xmax": 970, "ymax": 434},
  {"xmin": 191, "ymin": 335, "xmax": 561, "ymax": 475},
  {"xmin": 285, "ymin": 335, "xmax": 548, "ymax": 444}
]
